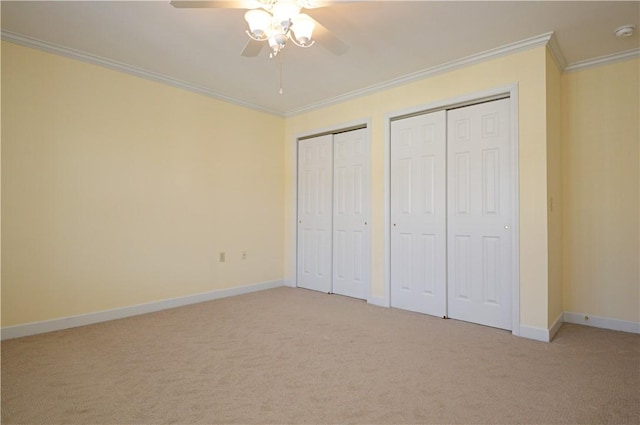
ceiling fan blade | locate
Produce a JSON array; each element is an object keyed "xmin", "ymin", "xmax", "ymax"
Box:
[
  {"xmin": 312, "ymin": 18, "xmax": 348, "ymax": 55},
  {"xmin": 241, "ymin": 39, "xmax": 265, "ymax": 57},
  {"xmin": 170, "ymin": 1, "xmax": 260, "ymax": 9}
]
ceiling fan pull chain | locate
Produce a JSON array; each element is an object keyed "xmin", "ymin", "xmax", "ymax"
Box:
[{"xmin": 279, "ymin": 54, "xmax": 284, "ymax": 94}]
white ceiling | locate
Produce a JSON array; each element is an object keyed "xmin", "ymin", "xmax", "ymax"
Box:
[{"xmin": 2, "ymin": 1, "xmax": 639, "ymax": 115}]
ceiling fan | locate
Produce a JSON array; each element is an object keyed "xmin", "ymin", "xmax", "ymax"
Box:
[{"xmin": 170, "ymin": 0, "xmax": 349, "ymax": 58}]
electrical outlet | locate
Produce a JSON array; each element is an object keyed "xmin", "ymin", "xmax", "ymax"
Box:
[
  {"xmin": 241, "ymin": 250, "xmax": 247, "ymax": 260},
  {"xmin": 219, "ymin": 252, "xmax": 226, "ymax": 262}
]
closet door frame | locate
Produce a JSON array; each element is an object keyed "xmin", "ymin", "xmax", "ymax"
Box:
[
  {"xmin": 384, "ymin": 85, "xmax": 521, "ymax": 336},
  {"xmin": 291, "ymin": 118, "xmax": 372, "ymax": 301}
]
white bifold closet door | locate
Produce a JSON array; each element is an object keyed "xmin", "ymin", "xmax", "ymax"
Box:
[
  {"xmin": 390, "ymin": 98, "xmax": 513, "ymax": 330},
  {"xmin": 297, "ymin": 128, "xmax": 370, "ymax": 299}
]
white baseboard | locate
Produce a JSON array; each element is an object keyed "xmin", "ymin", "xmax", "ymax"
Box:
[
  {"xmin": 549, "ymin": 311, "xmax": 564, "ymax": 341},
  {"xmin": 564, "ymin": 312, "xmax": 640, "ymax": 334},
  {"xmin": 367, "ymin": 295, "xmax": 389, "ymax": 308},
  {"xmin": 1, "ymin": 280, "xmax": 285, "ymax": 341},
  {"xmin": 518, "ymin": 324, "xmax": 552, "ymax": 342},
  {"xmin": 519, "ymin": 311, "xmax": 639, "ymax": 343},
  {"xmin": 6, "ymin": 290, "xmax": 638, "ymax": 342}
]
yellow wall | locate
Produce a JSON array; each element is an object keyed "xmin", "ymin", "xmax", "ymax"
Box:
[
  {"xmin": 0, "ymin": 40, "xmax": 3, "ymax": 324},
  {"xmin": 561, "ymin": 58, "xmax": 640, "ymax": 323},
  {"xmin": 1, "ymin": 41, "xmax": 285, "ymax": 326},
  {"xmin": 285, "ymin": 47, "xmax": 552, "ymax": 330},
  {"xmin": 4, "ymin": 38, "xmax": 637, "ymax": 333},
  {"xmin": 546, "ymin": 49, "xmax": 563, "ymax": 326}
]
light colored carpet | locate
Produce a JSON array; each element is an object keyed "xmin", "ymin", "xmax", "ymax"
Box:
[{"xmin": 2, "ymin": 286, "xmax": 639, "ymax": 424}]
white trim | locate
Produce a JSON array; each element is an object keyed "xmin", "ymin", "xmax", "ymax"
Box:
[
  {"xmin": 508, "ymin": 86, "xmax": 521, "ymax": 337},
  {"xmin": 8, "ymin": 26, "xmax": 637, "ymax": 117},
  {"xmin": 382, "ymin": 115, "xmax": 392, "ymax": 310},
  {"xmin": 565, "ymin": 49, "xmax": 640, "ymax": 73},
  {"xmin": 564, "ymin": 312, "xmax": 640, "ymax": 334},
  {"xmin": 286, "ymin": 33, "xmax": 552, "ymax": 117},
  {"xmin": 1, "ymin": 280, "xmax": 285, "ymax": 341},
  {"xmin": 383, "ymin": 87, "xmax": 514, "ymax": 122},
  {"xmin": 549, "ymin": 311, "xmax": 564, "ymax": 341},
  {"xmin": 546, "ymin": 32, "xmax": 567, "ymax": 71},
  {"xmin": 288, "ymin": 135, "xmax": 300, "ymax": 290},
  {"xmin": 292, "ymin": 118, "xmax": 371, "ymax": 141},
  {"xmin": 519, "ymin": 325, "xmax": 552, "ymax": 343},
  {"xmin": 2, "ymin": 28, "xmax": 550, "ymax": 119},
  {"xmin": 0, "ymin": 30, "xmax": 281, "ymax": 117},
  {"xmin": 520, "ymin": 312, "xmax": 640, "ymax": 342},
  {"xmin": 383, "ymin": 85, "xmax": 521, "ymax": 337}
]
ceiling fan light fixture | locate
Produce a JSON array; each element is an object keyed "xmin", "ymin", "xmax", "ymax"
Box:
[
  {"xmin": 272, "ymin": 0, "xmax": 301, "ymax": 29},
  {"xmin": 268, "ymin": 32, "xmax": 288, "ymax": 57},
  {"xmin": 270, "ymin": 32, "xmax": 287, "ymax": 47},
  {"xmin": 245, "ymin": 9, "xmax": 271, "ymax": 39},
  {"xmin": 243, "ymin": 0, "xmax": 323, "ymax": 57},
  {"xmin": 291, "ymin": 13, "xmax": 315, "ymax": 45}
]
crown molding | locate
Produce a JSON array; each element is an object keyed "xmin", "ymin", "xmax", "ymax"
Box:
[
  {"xmin": 5, "ymin": 27, "xmax": 637, "ymax": 118},
  {"xmin": 564, "ymin": 48, "xmax": 640, "ymax": 73},
  {"xmin": 546, "ymin": 32, "xmax": 567, "ymax": 71},
  {"xmin": 1, "ymin": 30, "xmax": 283, "ymax": 117},
  {"xmin": 285, "ymin": 32, "xmax": 554, "ymax": 117}
]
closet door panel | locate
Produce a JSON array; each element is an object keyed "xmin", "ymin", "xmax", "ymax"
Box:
[
  {"xmin": 297, "ymin": 135, "xmax": 333, "ymax": 293},
  {"xmin": 390, "ymin": 111, "xmax": 447, "ymax": 316},
  {"xmin": 447, "ymin": 99, "xmax": 512, "ymax": 330},
  {"xmin": 332, "ymin": 128, "xmax": 369, "ymax": 299}
]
